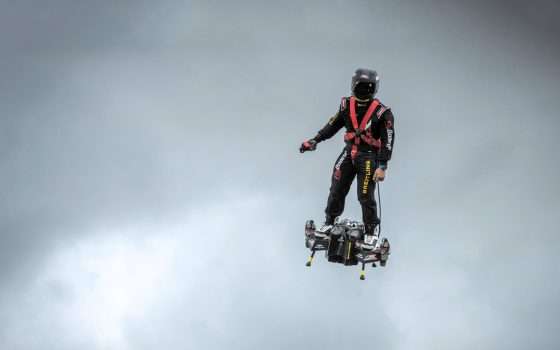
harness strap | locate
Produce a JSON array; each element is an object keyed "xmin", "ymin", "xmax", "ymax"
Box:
[{"xmin": 346, "ymin": 97, "xmax": 381, "ymax": 159}]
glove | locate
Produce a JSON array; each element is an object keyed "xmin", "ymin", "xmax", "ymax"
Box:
[
  {"xmin": 299, "ymin": 139, "xmax": 317, "ymax": 153},
  {"xmin": 373, "ymin": 168, "xmax": 386, "ymax": 182}
]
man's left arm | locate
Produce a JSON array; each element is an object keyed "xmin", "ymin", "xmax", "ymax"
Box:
[{"xmin": 375, "ymin": 109, "xmax": 395, "ymax": 181}]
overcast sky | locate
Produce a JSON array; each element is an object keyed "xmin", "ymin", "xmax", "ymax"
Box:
[{"xmin": 1, "ymin": 0, "xmax": 559, "ymax": 349}]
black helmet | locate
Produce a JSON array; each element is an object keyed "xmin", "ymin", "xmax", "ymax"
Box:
[{"xmin": 351, "ymin": 68, "xmax": 379, "ymax": 98}]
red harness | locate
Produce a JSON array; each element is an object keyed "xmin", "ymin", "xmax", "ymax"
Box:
[{"xmin": 344, "ymin": 97, "xmax": 381, "ymax": 159}]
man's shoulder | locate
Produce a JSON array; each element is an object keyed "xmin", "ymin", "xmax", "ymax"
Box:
[
  {"xmin": 339, "ymin": 96, "xmax": 351, "ymax": 111},
  {"xmin": 374, "ymin": 98, "xmax": 392, "ymax": 118},
  {"xmin": 337, "ymin": 96, "xmax": 393, "ymax": 118}
]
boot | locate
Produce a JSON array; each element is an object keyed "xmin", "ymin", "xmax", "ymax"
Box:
[
  {"xmin": 361, "ymin": 224, "xmax": 379, "ymax": 251},
  {"xmin": 316, "ymin": 216, "xmax": 336, "ymax": 237}
]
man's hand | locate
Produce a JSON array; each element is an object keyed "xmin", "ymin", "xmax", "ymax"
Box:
[
  {"xmin": 373, "ymin": 168, "xmax": 386, "ymax": 182},
  {"xmin": 299, "ymin": 139, "xmax": 317, "ymax": 153}
]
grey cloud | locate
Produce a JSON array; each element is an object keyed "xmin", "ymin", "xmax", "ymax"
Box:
[{"xmin": 1, "ymin": 0, "xmax": 559, "ymax": 349}]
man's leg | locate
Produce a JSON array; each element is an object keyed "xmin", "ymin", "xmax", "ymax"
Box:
[
  {"xmin": 324, "ymin": 148, "xmax": 355, "ymax": 225},
  {"xmin": 356, "ymin": 153, "xmax": 380, "ymax": 236}
]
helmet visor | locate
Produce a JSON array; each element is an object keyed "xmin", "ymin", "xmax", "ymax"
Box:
[{"xmin": 353, "ymin": 82, "xmax": 375, "ymax": 98}]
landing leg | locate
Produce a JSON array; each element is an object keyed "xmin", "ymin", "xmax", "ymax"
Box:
[
  {"xmin": 360, "ymin": 262, "xmax": 366, "ymax": 280},
  {"xmin": 306, "ymin": 250, "xmax": 316, "ymax": 267}
]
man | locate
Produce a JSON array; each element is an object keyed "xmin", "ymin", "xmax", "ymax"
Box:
[{"xmin": 300, "ymin": 68, "xmax": 395, "ymax": 249}]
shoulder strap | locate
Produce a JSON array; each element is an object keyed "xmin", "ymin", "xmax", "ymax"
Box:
[
  {"xmin": 349, "ymin": 96, "xmax": 359, "ymax": 130},
  {"xmin": 350, "ymin": 97, "xmax": 380, "ymax": 131},
  {"xmin": 360, "ymin": 99, "xmax": 380, "ymax": 130}
]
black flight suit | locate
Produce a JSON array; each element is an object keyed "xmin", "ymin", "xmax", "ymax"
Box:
[{"xmin": 313, "ymin": 96, "xmax": 395, "ymax": 234}]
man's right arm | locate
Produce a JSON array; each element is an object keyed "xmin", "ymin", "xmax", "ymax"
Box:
[
  {"xmin": 300, "ymin": 99, "xmax": 346, "ymax": 153},
  {"xmin": 313, "ymin": 100, "xmax": 346, "ymax": 143}
]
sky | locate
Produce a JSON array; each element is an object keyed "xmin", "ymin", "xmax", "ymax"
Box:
[{"xmin": 1, "ymin": 0, "xmax": 559, "ymax": 349}]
